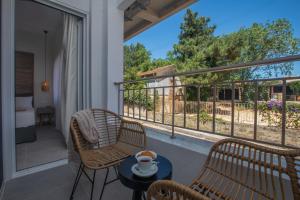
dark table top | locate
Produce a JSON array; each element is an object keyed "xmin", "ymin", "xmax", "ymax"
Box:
[{"xmin": 118, "ymin": 155, "xmax": 172, "ymax": 191}]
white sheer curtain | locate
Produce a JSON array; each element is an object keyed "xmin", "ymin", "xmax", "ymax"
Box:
[
  {"xmin": 53, "ymin": 14, "xmax": 79, "ymax": 142},
  {"xmin": 53, "ymin": 49, "xmax": 63, "ymax": 131}
]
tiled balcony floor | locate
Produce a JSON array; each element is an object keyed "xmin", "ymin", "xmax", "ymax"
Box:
[
  {"xmin": 3, "ymin": 134, "xmax": 213, "ymax": 200},
  {"xmin": 16, "ymin": 126, "xmax": 67, "ymax": 171}
]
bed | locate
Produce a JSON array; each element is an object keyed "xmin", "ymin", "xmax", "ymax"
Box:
[{"xmin": 15, "ymin": 96, "xmax": 36, "ymax": 144}]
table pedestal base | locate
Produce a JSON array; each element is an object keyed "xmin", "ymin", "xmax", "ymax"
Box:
[{"xmin": 132, "ymin": 190, "xmax": 146, "ymax": 200}]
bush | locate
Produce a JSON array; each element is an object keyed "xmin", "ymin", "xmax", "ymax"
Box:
[
  {"xmin": 199, "ymin": 110, "xmax": 212, "ymax": 124},
  {"xmin": 258, "ymin": 100, "xmax": 300, "ymax": 128},
  {"xmin": 124, "ymin": 90, "xmax": 158, "ymax": 111}
]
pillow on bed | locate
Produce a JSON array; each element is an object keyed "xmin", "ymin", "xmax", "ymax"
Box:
[{"xmin": 16, "ymin": 96, "xmax": 33, "ymax": 109}]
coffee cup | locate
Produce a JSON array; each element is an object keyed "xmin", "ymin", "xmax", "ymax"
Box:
[{"xmin": 137, "ymin": 156, "xmax": 156, "ymax": 171}]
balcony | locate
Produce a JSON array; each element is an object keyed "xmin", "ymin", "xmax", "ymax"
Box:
[
  {"xmin": 3, "ymin": 126, "xmax": 299, "ymax": 200},
  {"xmin": 3, "ymin": 56, "xmax": 300, "ymax": 200},
  {"xmin": 3, "ymin": 131, "xmax": 213, "ymax": 200},
  {"xmin": 117, "ymin": 56, "xmax": 300, "ymax": 148}
]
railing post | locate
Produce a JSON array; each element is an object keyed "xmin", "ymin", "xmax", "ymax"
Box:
[
  {"xmin": 139, "ymin": 89, "xmax": 141, "ymax": 120},
  {"xmin": 281, "ymin": 79, "xmax": 286, "ymax": 146},
  {"xmin": 117, "ymin": 84, "xmax": 120, "ymax": 115},
  {"xmin": 231, "ymin": 83, "xmax": 235, "ymax": 137},
  {"xmin": 153, "ymin": 88, "xmax": 156, "ymax": 122},
  {"xmin": 183, "ymin": 86, "xmax": 186, "ymax": 128},
  {"xmin": 162, "ymin": 87, "xmax": 165, "ymax": 124},
  {"xmin": 254, "ymin": 81, "xmax": 258, "ymax": 140},
  {"xmin": 122, "ymin": 89, "xmax": 125, "ymax": 116},
  {"xmin": 171, "ymin": 76, "xmax": 175, "ymax": 138},
  {"xmin": 132, "ymin": 89, "xmax": 135, "ymax": 118},
  {"xmin": 146, "ymin": 88, "xmax": 148, "ymax": 120},
  {"xmin": 127, "ymin": 89, "xmax": 130, "ymax": 117},
  {"xmin": 213, "ymin": 84, "xmax": 216, "ymax": 133},
  {"xmin": 197, "ymin": 86, "xmax": 200, "ymax": 130}
]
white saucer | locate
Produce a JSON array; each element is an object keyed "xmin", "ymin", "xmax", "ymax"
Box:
[{"xmin": 131, "ymin": 164, "xmax": 158, "ymax": 178}]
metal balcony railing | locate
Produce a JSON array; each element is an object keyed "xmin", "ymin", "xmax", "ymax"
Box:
[{"xmin": 115, "ymin": 55, "xmax": 300, "ymax": 148}]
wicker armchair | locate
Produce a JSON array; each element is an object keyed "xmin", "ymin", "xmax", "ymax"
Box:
[
  {"xmin": 69, "ymin": 109, "xmax": 146, "ymax": 200},
  {"xmin": 147, "ymin": 138, "xmax": 300, "ymax": 200}
]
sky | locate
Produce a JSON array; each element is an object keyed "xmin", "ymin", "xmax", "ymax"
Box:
[{"xmin": 125, "ymin": 0, "xmax": 300, "ymax": 75}]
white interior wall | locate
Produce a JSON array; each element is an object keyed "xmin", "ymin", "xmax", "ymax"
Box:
[{"xmin": 15, "ymin": 30, "xmax": 56, "ymax": 111}]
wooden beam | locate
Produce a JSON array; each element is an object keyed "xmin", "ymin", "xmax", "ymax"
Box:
[
  {"xmin": 124, "ymin": 20, "xmax": 151, "ymax": 39},
  {"xmin": 136, "ymin": 7, "xmax": 160, "ymax": 22},
  {"xmin": 118, "ymin": 0, "xmax": 136, "ymax": 10},
  {"xmin": 124, "ymin": 0, "xmax": 196, "ymax": 41},
  {"xmin": 158, "ymin": 0, "xmax": 196, "ymax": 18}
]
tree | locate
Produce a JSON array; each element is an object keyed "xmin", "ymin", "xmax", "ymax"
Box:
[
  {"xmin": 215, "ymin": 19, "xmax": 299, "ymax": 80},
  {"xmin": 168, "ymin": 9, "xmax": 225, "ymax": 85},
  {"xmin": 169, "ymin": 9, "xmax": 299, "ymax": 86},
  {"xmin": 171, "ymin": 9, "xmax": 216, "ymax": 65},
  {"xmin": 123, "ymin": 43, "xmax": 150, "ymax": 90},
  {"xmin": 289, "ymin": 81, "xmax": 300, "ymax": 96},
  {"xmin": 169, "ymin": 9, "xmax": 299, "ymax": 101},
  {"xmin": 124, "ymin": 43, "xmax": 172, "ymax": 88},
  {"xmin": 150, "ymin": 58, "xmax": 172, "ymax": 70},
  {"xmin": 123, "ymin": 43, "xmax": 155, "ymax": 110},
  {"xmin": 124, "ymin": 43, "xmax": 151, "ymax": 72}
]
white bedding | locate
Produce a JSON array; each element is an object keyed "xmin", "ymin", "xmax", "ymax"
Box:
[{"xmin": 16, "ymin": 108, "xmax": 35, "ymax": 128}]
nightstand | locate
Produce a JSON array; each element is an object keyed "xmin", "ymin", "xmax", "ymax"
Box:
[{"xmin": 36, "ymin": 106, "xmax": 55, "ymax": 126}]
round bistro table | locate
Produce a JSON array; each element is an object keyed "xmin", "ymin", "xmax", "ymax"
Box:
[{"xmin": 118, "ymin": 155, "xmax": 172, "ymax": 200}]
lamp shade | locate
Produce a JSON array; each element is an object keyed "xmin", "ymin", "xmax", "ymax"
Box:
[{"xmin": 41, "ymin": 80, "xmax": 49, "ymax": 91}]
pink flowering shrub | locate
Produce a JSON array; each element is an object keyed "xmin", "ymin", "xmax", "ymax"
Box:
[{"xmin": 258, "ymin": 100, "xmax": 300, "ymax": 128}]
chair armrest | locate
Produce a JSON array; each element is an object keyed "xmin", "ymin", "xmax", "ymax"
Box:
[
  {"xmin": 119, "ymin": 119, "xmax": 146, "ymax": 149},
  {"xmin": 147, "ymin": 180, "xmax": 211, "ymax": 200}
]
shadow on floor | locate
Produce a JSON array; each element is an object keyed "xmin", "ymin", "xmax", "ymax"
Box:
[
  {"xmin": 4, "ymin": 137, "xmax": 210, "ymax": 200},
  {"xmin": 16, "ymin": 126, "xmax": 68, "ymax": 171}
]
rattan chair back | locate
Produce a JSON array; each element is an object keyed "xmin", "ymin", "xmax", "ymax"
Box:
[
  {"xmin": 191, "ymin": 138, "xmax": 300, "ymax": 200},
  {"xmin": 70, "ymin": 109, "xmax": 122, "ymax": 152},
  {"xmin": 69, "ymin": 108, "xmax": 147, "ymax": 200}
]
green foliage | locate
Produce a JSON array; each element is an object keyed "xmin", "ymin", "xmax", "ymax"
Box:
[
  {"xmin": 200, "ymin": 87, "xmax": 213, "ymax": 101},
  {"xmin": 124, "ymin": 9, "xmax": 300, "ymax": 104},
  {"xmin": 199, "ymin": 110, "xmax": 212, "ymax": 124},
  {"xmin": 289, "ymin": 81, "xmax": 300, "ymax": 95},
  {"xmin": 257, "ymin": 100, "xmax": 300, "ymax": 128},
  {"xmin": 124, "ymin": 43, "xmax": 151, "ymax": 72},
  {"xmin": 172, "ymin": 9, "xmax": 216, "ymax": 63},
  {"xmin": 123, "ymin": 43, "xmax": 166, "ymax": 109},
  {"xmin": 123, "ymin": 43, "xmax": 149, "ymax": 91},
  {"xmin": 124, "ymin": 89, "xmax": 159, "ymax": 111},
  {"xmin": 217, "ymin": 19, "xmax": 299, "ymax": 80},
  {"xmin": 151, "ymin": 58, "xmax": 172, "ymax": 69},
  {"xmin": 286, "ymin": 103, "xmax": 300, "ymax": 128},
  {"xmin": 168, "ymin": 9, "xmax": 300, "ymax": 86},
  {"xmin": 122, "ymin": 42, "xmax": 156, "ymax": 108},
  {"xmin": 123, "ymin": 68, "xmax": 144, "ymax": 90},
  {"xmin": 240, "ymin": 83, "xmax": 271, "ymax": 102},
  {"xmin": 124, "ymin": 43, "xmax": 172, "ymax": 73},
  {"xmin": 124, "ymin": 90, "xmax": 153, "ymax": 110}
]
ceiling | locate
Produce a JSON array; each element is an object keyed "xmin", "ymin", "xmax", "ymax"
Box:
[
  {"xmin": 124, "ymin": 0, "xmax": 196, "ymax": 41},
  {"xmin": 15, "ymin": 0, "xmax": 63, "ymax": 35},
  {"xmin": 15, "ymin": 0, "xmax": 196, "ymax": 41}
]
